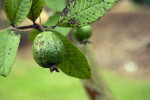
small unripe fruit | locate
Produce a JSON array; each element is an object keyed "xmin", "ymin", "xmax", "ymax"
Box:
[
  {"xmin": 32, "ymin": 31, "xmax": 65, "ymax": 68},
  {"xmin": 72, "ymin": 25, "xmax": 92, "ymax": 42}
]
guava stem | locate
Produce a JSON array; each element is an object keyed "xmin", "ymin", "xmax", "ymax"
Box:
[
  {"xmin": 35, "ymin": 23, "xmax": 45, "ymax": 32},
  {"xmin": 16, "ymin": 25, "xmax": 35, "ymax": 30},
  {"xmin": 15, "ymin": 23, "xmax": 45, "ymax": 31},
  {"xmin": 80, "ymin": 40, "xmax": 91, "ymax": 45}
]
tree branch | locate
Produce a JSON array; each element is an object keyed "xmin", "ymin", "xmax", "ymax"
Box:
[{"xmin": 16, "ymin": 25, "xmax": 34, "ymax": 30}]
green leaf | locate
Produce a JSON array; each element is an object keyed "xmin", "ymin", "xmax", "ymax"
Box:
[
  {"xmin": 27, "ymin": 0, "xmax": 44, "ymax": 22},
  {"xmin": 4, "ymin": 0, "xmax": 32, "ymax": 27},
  {"xmin": 29, "ymin": 29, "xmax": 39, "ymax": 41},
  {"xmin": 45, "ymin": 12, "xmax": 71, "ymax": 36},
  {"xmin": 54, "ymin": 27, "xmax": 71, "ymax": 36},
  {"xmin": 45, "ymin": 0, "xmax": 67, "ymax": 11},
  {"xmin": 0, "ymin": 29, "xmax": 21, "ymax": 76},
  {"xmin": 45, "ymin": 12, "xmax": 62, "ymax": 26},
  {"xmin": 49, "ymin": 30, "xmax": 91, "ymax": 79},
  {"xmin": 58, "ymin": 0, "xmax": 117, "ymax": 27},
  {"xmin": 45, "ymin": 27, "xmax": 71, "ymax": 36}
]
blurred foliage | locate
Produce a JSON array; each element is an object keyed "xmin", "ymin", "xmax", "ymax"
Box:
[
  {"xmin": 133, "ymin": 0, "xmax": 150, "ymax": 5},
  {"xmin": 103, "ymin": 71, "xmax": 150, "ymax": 100},
  {"xmin": 29, "ymin": 29, "xmax": 39, "ymax": 41},
  {"xmin": 0, "ymin": 58, "xmax": 150, "ymax": 100},
  {"xmin": 45, "ymin": 0, "xmax": 67, "ymax": 11},
  {"xmin": 0, "ymin": 0, "xmax": 4, "ymax": 9},
  {"xmin": 0, "ymin": 58, "xmax": 89, "ymax": 100}
]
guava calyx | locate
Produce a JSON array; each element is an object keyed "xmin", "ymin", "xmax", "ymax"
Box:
[{"xmin": 50, "ymin": 66, "xmax": 59, "ymax": 73}]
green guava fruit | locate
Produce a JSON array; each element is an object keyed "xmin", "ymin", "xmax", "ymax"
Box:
[
  {"xmin": 32, "ymin": 31, "xmax": 65, "ymax": 68},
  {"xmin": 72, "ymin": 25, "xmax": 92, "ymax": 42}
]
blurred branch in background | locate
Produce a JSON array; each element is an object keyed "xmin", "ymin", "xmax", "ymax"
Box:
[{"xmin": 79, "ymin": 44, "xmax": 115, "ymax": 100}]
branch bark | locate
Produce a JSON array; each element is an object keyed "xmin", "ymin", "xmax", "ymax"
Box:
[{"xmin": 78, "ymin": 44, "xmax": 115, "ymax": 100}]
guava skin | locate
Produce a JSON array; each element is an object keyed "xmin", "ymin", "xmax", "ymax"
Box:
[
  {"xmin": 32, "ymin": 31, "xmax": 65, "ymax": 68},
  {"xmin": 72, "ymin": 25, "xmax": 92, "ymax": 42}
]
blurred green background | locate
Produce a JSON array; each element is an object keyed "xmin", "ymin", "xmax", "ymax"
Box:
[{"xmin": 1, "ymin": 58, "xmax": 150, "ymax": 100}]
